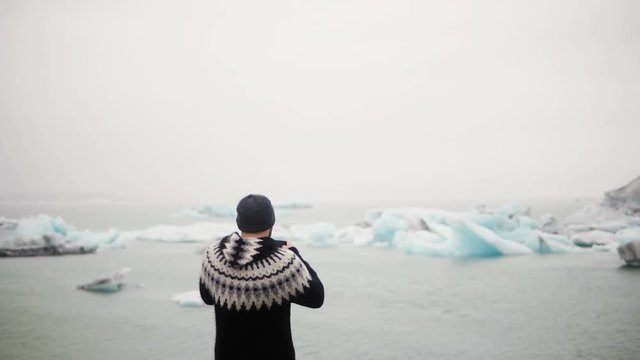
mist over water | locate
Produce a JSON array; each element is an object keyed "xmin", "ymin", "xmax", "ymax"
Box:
[{"xmin": 0, "ymin": 196, "xmax": 592, "ymax": 230}]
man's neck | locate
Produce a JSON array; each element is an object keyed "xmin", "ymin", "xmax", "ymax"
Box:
[{"xmin": 240, "ymin": 230, "xmax": 271, "ymax": 238}]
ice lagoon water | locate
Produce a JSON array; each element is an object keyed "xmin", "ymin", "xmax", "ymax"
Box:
[{"xmin": 1, "ymin": 201, "xmax": 638, "ymax": 360}]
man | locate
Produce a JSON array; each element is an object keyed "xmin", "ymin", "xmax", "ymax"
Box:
[{"xmin": 199, "ymin": 194, "xmax": 324, "ymax": 360}]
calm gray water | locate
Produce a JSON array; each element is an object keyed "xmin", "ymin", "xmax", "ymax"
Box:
[{"xmin": 1, "ymin": 200, "xmax": 638, "ymax": 360}]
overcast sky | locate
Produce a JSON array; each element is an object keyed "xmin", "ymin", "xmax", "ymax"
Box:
[{"xmin": 1, "ymin": 0, "xmax": 639, "ymax": 204}]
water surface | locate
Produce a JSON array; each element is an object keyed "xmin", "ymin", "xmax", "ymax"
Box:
[{"xmin": 1, "ymin": 241, "xmax": 637, "ymax": 360}]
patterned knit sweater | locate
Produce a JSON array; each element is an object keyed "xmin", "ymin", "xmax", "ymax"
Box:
[{"xmin": 199, "ymin": 232, "xmax": 324, "ymax": 360}]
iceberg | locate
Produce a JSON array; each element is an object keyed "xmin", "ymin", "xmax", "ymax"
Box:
[
  {"xmin": 562, "ymin": 176, "xmax": 640, "ymax": 254},
  {"xmin": 330, "ymin": 204, "xmax": 584, "ymax": 257},
  {"xmin": 394, "ymin": 230, "xmax": 451, "ymax": 257},
  {"xmin": 285, "ymin": 184, "xmax": 640, "ymax": 258},
  {"xmin": 390, "ymin": 219, "xmax": 536, "ymax": 257},
  {"xmin": 77, "ymin": 267, "xmax": 131, "ymax": 293},
  {"xmin": 120, "ymin": 222, "xmax": 236, "ymax": 243},
  {"xmin": 371, "ymin": 212, "xmax": 410, "ymax": 246},
  {"xmin": 618, "ymin": 240, "xmax": 640, "ymax": 267},
  {"xmin": 332, "ymin": 226, "xmax": 373, "ymax": 246},
  {"xmin": 570, "ymin": 230, "xmax": 617, "ymax": 248},
  {"xmin": 448, "ymin": 220, "xmax": 534, "ymax": 257},
  {"xmin": 288, "ymin": 223, "xmax": 337, "ymax": 247},
  {"xmin": 565, "ymin": 177, "xmax": 640, "ymax": 228},
  {"xmin": 171, "ymin": 291, "xmax": 205, "ymax": 307},
  {"xmin": 540, "ymin": 214, "xmax": 559, "ymax": 234},
  {"xmin": 0, "ymin": 216, "xmax": 18, "ymax": 230},
  {"xmin": 0, "ymin": 234, "xmax": 97, "ymax": 257},
  {"xmin": 0, "ymin": 215, "xmax": 123, "ymax": 256},
  {"xmin": 615, "ymin": 227, "xmax": 640, "ymax": 244},
  {"xmin": 603, "ymin": 176, "xmax": 640, "ymax": 213}
]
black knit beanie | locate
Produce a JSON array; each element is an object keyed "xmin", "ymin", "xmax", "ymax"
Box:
[{"xmin": 235, "ymin": 194, "xmax": 276, "ymax": 233}]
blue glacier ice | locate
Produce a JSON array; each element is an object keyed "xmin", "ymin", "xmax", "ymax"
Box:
[
  {"xmin": 332, "ymin": 226, "xmax": 373, "ymax": 246},
  {"xmin": 371, "ymin": 212, "xmax": 410, "ymax": 246},
  {"xmin": 288, "ymin": 223, "xmax": 337, "ymax": 247},
  {"xmin": 314, "ymin": 204, "xmax": 585, "ymax": 257},
  {"xmin": 0, "ymin": 215, "xmax": 125, "ymax": 251}
]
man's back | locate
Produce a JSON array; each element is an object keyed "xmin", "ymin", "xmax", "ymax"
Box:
[
  {"xmin": 200, "ymin": 232, "xmax": 324, "ymax": 360},
  {"xmin": 212, "ymin": 301, "xmax": 295, "ymax": 359}
]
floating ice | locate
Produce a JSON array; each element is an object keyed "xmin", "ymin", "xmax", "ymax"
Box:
[
  {"xmin": 540, "ymin": 214, "xmax": 560, "ymax": 234},
  {"xmin": 394, "ymin": 230, "xmax": 451, "ymax": 257},
  {"xmin": 177, "ymin": 201, "xmax": 313, "ymax": 220},
  {"xmin": 0, "ymin": 216, "xmax": 18, "ymax": 230},
  {"xmin": 172, "ymin": 291, "xmax": 205, "ymax": 307},
  {"xmin": 562, "ymin": 176, "xmax": 640, "ymax": 255},
  {"xmin": 449, "ymin": 220, "xmax": 534, "ymax": 257},
  {"xmin": 390, "ymin": 219, "xmax": 536, "ymax": 257},
  {"xmin": 0, "ymin": 215, "xmax": 124, "ymax": 255},
  {"xmin": 565, "ymin": 177, "xmax": 640, "ymax": 228},
  {"xmin": 371, "ymin": 212, "xmax": 410, "ymax": 245},
  {"xmin": 273, "ymin": 201, "xmax": 313, "ymax": 209},
  {"xmin": 332, "ymin": 226, "xmax": 373, "ymax": 246},
  {"xmin": 175, "ymin": 204, "xmax": 236, "ymax": 219},
  {"xmin": 77, "ymin": 267, "xmax": 131, "ymax": 293},
  {"xmin": 0, "ymin": 234, "xmax": 98, "ymax": 257},
  {"xmin": 615, "ymin": 227, "xmax": 640, "ymax": 245},
  {"xmin": 330, "ymin": 204, "xmax": 585, "ymax": 257},
  {"xmin": 570, "ymin": 230, "xmax": 617, "ymax": 248},
  {"xmin": 120, "ymin": 222, "xmax": 236, "ymax": 243},
  {"xmin": 288, "ymin": 223, "xmax": 337, "ymax": 247},
  {"xmin": 618, "ymin": 240, "xmax": 640, "ymax": 267}
]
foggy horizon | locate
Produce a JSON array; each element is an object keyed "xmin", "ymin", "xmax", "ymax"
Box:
[{"xmin": 2, "ymin": 0, "xmax": 639, "ymax": 204}]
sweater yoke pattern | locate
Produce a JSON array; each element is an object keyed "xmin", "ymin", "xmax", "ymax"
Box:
[{"xmin": 200, "ymin": 233, "xmax": 312, "ymax": 311}]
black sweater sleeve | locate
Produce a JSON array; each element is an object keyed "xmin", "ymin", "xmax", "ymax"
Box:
[
  {"xmin": 199, "ymin": 278, "xmax": 215, "ymax": 305},
  {"xmin": 288, "ymin": 247, "xmax": 324, "ymax": 308}
]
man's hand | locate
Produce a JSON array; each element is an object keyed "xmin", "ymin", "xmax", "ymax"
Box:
[{"xmin": 282, "ymin": 240, "xmax": 294, "ymax": 248}]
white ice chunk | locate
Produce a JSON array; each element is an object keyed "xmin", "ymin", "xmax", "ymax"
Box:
[
  {"xmin": 332, "ymin": 226, "xmax": 373, "ymax": 246},
  {"xmin": 289, "ymin": 223, "xmax": 337, "ymax": 247},
  {"xmin": 120, "ymin": 222, "xmax": 236, "ymax": 243},
  {"xmin": 394, "ymin": 230, "xmax": 452, "ymax": 257},
  {"xmin": 571, "ymin": 230, "xmax": 617, "ymax": 248},
  {"xmin": 77, "ymin": 267, "xmax": 131, "ymax": 293},
  {"xmin": 172, "ymin": 290, "xmax": 205, "ymax": 307},
  {"xmin": 615, "ymin": 227, "xmax": 640, "ymax": 245}
]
